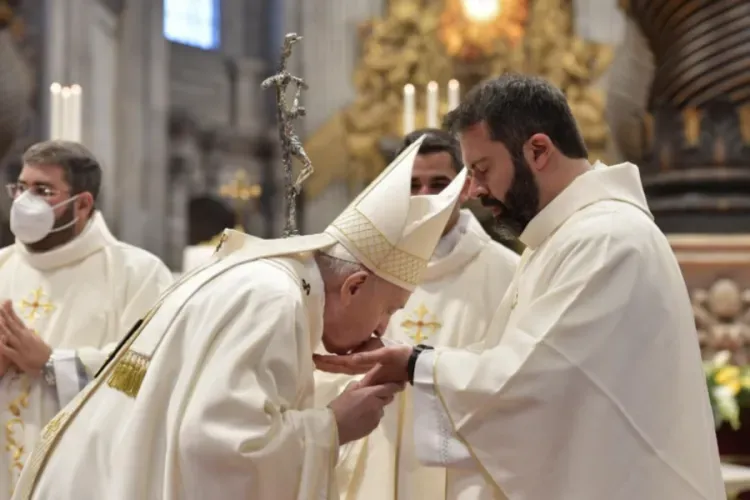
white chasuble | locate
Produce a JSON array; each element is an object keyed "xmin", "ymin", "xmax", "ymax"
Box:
[
  {"xmin": 17, "ymin": 246, "xmax": 340, "ymax": 500},
  {"xmin": 412, "ymin": 164, "xmax": 726, "ymax": 499},
  {"xmin": 328, "ymin": 211, "xmax": 520, "ymax": 500},
  {"xmin": 0, "ymin": 212, "xmax": 173, "ymax": 499}
]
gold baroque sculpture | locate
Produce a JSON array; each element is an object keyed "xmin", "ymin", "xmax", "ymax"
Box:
[{"xmin": 303, "ymin": 0, "xmax": 614, "ymax": 199}]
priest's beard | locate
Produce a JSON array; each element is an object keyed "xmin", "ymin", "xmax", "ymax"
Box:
[
  {"xmin": 480, "ymin": 153, "xmax": 540, "ymax": 240},
  {"xmin": 27, "ymin": 203, "xmax": 78, "ymax": 253}
]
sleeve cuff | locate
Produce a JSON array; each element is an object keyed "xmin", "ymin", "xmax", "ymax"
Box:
[
  {"xmin": 412, "ymin": 349, "xmax": 473, "ymax": 468},
  {"xmin": 48, "ymin": 349, "xmax": 91, "ymax": 408}
]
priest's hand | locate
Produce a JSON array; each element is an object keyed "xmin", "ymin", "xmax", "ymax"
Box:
[
  {"xmin": 314, "ymin": 345, "xmax": 412, "ymax": 385},
  {"xmin": 328, "ymin": 381, "xmax": 404, "ymax": 445},
  {"xmin": 0, "ymin": 300, "xmax": 51, "ymax": 375}
]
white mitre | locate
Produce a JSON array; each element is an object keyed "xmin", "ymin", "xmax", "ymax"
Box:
[
  {"xmin": 214, "ymin": 135, "xmax": 466, "ymax": 291},
  {"xmin": 321, "ymin": 135, "xmax": 466, "ymax": 291}
]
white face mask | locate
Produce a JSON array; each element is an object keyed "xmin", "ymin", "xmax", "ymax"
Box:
[{"xmin": 9, "ymin": 190, "xmax": 79, "ymax": 244}]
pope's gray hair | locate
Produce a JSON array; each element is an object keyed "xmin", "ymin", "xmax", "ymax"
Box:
[{"xmin": 314, "ymin": 249, "xmax": 366, "ymax": 287}]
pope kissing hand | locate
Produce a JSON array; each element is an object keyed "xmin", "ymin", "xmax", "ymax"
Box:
[
  {"xmin": 0, "ymin": 300, "xmax": 52, "ymax": 375},
  {"xmin": 313, "ymin": 344, "xmax": 412, "ymax": 386}
]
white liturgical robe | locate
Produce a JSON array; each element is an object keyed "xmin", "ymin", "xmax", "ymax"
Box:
[
  {"xmin": 13, "ymin": 132, "xmax": 467, "ymax": 500},
  {"xmin": 15, "ymin": 245, "xmax": 339, "ymax": 500},
  {"xmin": 411, "ymin": 163, "xmax": 726, "ymax": 499},
  {"xmin": 323, "ymin": 210, "xmax": 519, "ymax": 499},
  {"xmin": 0, "ymin": 212, "xmax": 172, "ymax": 499}
]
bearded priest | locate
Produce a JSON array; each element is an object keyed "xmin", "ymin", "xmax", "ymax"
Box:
[
  {"xmin": 12, "ymin": 135, "xmax": 467, "ymax": 500},
  {"xmin": 0, "ymin": 140, "xmax": 173, "ymax": 499},
  {"xmin": 314, "ymin": 75, "xmax": 726, "ymax": 499},
  {"xmin": 315, "ymin": 129, "xmax": 519, "ymax": 500}
]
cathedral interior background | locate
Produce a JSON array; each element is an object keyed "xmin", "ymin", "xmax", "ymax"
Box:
[{"xmin": 1, "ymin": 0, "xmax": 750, "ymax": 494}]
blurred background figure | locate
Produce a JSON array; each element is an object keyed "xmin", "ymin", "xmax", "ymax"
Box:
[{"xmin": 182, "ymin": 194, "xmax": 237, "ymax": 272}]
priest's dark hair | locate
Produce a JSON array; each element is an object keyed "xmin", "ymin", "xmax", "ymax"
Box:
[
  {"xmin": 442, "ymin": 74, "xmax": 588, "ymax": 160},
  {"xmin": 22, "ymin": 140, "xmax": 102, "ymax": 203},
  {"xmin": 396, "ymin": 128, "xmax": 463, "ymax": 173},
  {"xmin": 188, "ymin": 195, "xmax": 237, "ymax": 245}
]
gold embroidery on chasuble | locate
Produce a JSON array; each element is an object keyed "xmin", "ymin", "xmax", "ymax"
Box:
[
  {"xmin": 17, "ymin": 288, "xmax": 56, "ymax": 323},
  {"xmin": 6, "ymin": 287, "xmax": 56, "ymax": 494},
  {"xmin": 400, "ymin": 304, "xmax": 442, "ymax": 344}
]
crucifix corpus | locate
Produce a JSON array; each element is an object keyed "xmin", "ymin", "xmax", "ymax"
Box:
[{"xmin": 261, "ymin": 33, "xmax": 313, "ymax": 237}]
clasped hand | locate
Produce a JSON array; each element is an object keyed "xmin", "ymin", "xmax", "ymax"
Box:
[
  {"xmin": 314, "ymin": 344, "xmax": 413, "ymax": 386},
  {"xmin": 0, "ymin": 300, "xmax": 52, "ymax": 376},
  {"xmin": 316, "ymin": 342, "xmax": 413, "ymax": 445}
]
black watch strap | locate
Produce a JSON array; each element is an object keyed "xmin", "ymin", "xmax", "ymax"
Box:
[{"xmin": 408, "ymin": 344, "xmax": 435, "ymax": 385}]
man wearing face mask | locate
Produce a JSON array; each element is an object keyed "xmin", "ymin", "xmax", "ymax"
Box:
[
  {"xmin": 315, "ymin": 75, "xmax": 725, "ymax": 499},
  {"xmin": 0, "ymin": 140, "xmax": 173, "ymax": 499}
]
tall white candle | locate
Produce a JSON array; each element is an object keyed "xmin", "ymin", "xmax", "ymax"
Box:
[
  {"xmin": 69, "ymin": 84, "xmax": 82, "ymax": 143},
  {"xmin": 49, "ymin": 83, "xmax": 62, "ymax": 140},
  {"xmin": 448, "ymin": 79, "xmax": 460, "ymax": 111},
  {"xmin": 60, "ymin": 86, "xmax": 72, "ymax": 141},
  {"xmin": 426, "ymin": 81, "xmax": 439, "ymax": 128},
  {"xmin": 403, "ymin": 84, "xmax": 415, "ymax": 134}
]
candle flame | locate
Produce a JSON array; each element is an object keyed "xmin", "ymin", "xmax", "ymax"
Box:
[{"xmin": 461, "ymin": 0, "xmax": 501, "ymax": 22}]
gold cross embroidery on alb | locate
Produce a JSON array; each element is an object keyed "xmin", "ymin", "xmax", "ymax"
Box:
[
  {"xmin": 17, "ymin": 287, "xmax": 55, "ymax": 324},
  {"xmin": 400, "ymin": 303, "xmax": 442, "ymax": 344}
]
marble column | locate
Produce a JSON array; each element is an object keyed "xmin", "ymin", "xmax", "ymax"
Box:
[
  {"xmin": 81, "ymin": 0, "xmax": 119, "ymax": 222},
  {"xmin": 233, "ymin": 58, "xmax": 267, "ymax": 133},
  {"xmin": 569, "ymin": 0, "xmax": 656, "ymax": 162},
  {"xmin": 605, "ymin": 18, "xmax": 655, "ymax": 162},
  {"xmin": 113, "ymin": 0, "xmax": 170, "ymax": 260}
]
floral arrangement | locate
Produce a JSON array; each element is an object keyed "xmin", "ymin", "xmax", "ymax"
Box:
[{"xmin": 704, "ymin": 351, "xmax": 750, "ymax": 430}]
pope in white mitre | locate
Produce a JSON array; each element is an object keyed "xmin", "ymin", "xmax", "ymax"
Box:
[
  {"xmin": 316, "ymin": 129, "xmax": 520, "ymax": 500},
  {"xmin": 316, "ymin": 75, "xmax": 726, "ymax": 499},
  {"xmin": 12, "ymin": 135, "xmax": 467, "ymax": 500},
  {"xmin": 0, "ymin": 141, "xmax": 173, "ymax": 499}
]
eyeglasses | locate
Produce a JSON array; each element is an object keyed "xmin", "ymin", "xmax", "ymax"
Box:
[{"xmin": 5, "ymin": 183, "xmax": 68, "ymax": 199}]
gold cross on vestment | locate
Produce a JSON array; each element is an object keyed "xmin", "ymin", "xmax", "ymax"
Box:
[
  {"xmin": 400, "ymin": 303, "xmax": 441, "ymax": 344},
  {"xmin": 18, "ymin": 287, "xmax": 55, "ymax": 323}
]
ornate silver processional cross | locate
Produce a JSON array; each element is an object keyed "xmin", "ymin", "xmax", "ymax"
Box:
[{"xmin": 261, "ymin": 33, "xmax": 313, "ymax": 237}]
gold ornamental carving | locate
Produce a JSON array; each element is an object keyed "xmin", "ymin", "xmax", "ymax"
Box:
[
  {"xmin": 303, "ymin": 0, "xmax": 614, "ymax": 199},
  {"xmin": 693, "ymin": 278, "xmax": 750, "ymax": 366}
]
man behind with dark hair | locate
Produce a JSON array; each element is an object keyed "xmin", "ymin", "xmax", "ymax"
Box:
[
  {"xmin": 181, "ymin": 195, "xmax": 239, "ymax": 273},
  {"xmin": 315, "ymin": 75, "xmax": 725, "ymax": 499},
  {"xmin": 316, "ymin": 128, "xmax": 520, "ymax": 500},
  {"xmin": 0, "ymin": 140, "xmax": 173, "ymax": 498}
]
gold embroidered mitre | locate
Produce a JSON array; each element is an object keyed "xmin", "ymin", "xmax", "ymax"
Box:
[{"xmin": 324, "ymin": 135, "xmax": 467, "ymax": 291}]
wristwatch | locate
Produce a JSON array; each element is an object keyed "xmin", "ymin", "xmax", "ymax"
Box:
[
  {"xmin": 407, "ymin": 344, "xmax": 434, "ymax": 385},
  {"xmin": 42, "ymin": 357, "xmax": 56, "ymax": 387}
]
